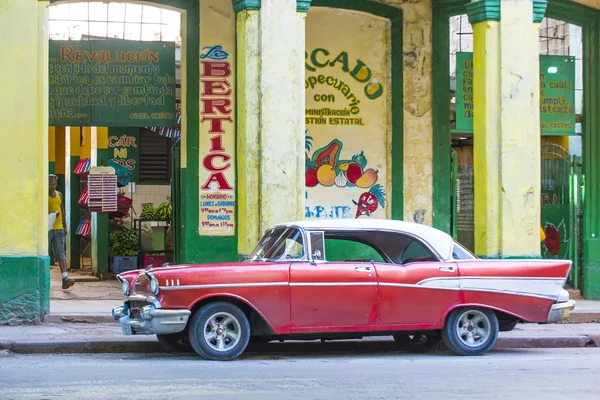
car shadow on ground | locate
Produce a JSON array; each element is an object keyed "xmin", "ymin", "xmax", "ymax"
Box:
[{"xmin": 140, "ymin": 339, "xmax": 464, "ymax": 361}]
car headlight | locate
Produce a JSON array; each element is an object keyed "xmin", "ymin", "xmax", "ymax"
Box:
[
  {"xmin": 122, "ymin": 280, "xmax": 130, "ymax": 296},
  {"xmin": 146, "ymin": 273, "xmax": 160, "ymax": 295}
]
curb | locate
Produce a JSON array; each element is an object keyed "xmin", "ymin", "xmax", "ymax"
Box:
[
  {"xmin": 44, "ymin": 314, "xmax": 114, "ymax": 324},
  {"xmin": 1, "ymin": 336, "xmax": 596, "ymax": 355},
  {"xmin": 565, "ymin": 313, "xmax": 600, "ymax": 324}
]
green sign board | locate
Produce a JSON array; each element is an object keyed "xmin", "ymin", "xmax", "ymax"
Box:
[
  {"xmin": 455, "ymin": 52, "xmax": 474, "ymax": 133},
  {"xmin": 455, "ymin": 53, "xmax": 576, "ymax": 136},
  {"xmin": 108, "ymin": 127, "xmax": 139, "ymax": 183},
  {"xmin": 540, "ymin": 55, "xmax": 576, "ymax": 135},
  {"xmin": 49, "ymin": 40, "xmax": 176, "ymax": 127}
]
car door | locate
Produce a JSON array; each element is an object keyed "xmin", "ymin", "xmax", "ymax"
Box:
[
  {"xmin": 289, "ymin": 231, "xmax": 379, "ymax": 332},
  {"xmin": 376, "ymin": 239, "xmax": 460, "ymax": 325}
]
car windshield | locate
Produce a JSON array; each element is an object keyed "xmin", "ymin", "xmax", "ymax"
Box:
[{"xmin": 248, "ymin": 227, "xmax": 305, "ymax": 261}]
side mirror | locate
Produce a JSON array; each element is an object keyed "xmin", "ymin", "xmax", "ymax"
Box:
[{"xmin": 308, "ymin": 231, "xmax": 325, "ymax": 265}]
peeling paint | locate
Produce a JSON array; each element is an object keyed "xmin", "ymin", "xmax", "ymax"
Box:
[{"xmin": 413, "ymin": 209, "xmax": 426, "ymax": 223}]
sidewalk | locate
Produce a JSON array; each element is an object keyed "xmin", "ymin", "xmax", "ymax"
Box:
[{"xmin": 0, "ymin": 322, "xmax": 598, "ymax": 355}]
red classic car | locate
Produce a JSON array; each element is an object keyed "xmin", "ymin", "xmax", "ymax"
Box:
[{"xmin": 112, "ymin": 219, "xmax": 576, "ymax": 360}]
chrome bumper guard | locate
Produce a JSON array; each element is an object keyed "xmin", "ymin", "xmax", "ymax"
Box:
[
  {"xmin": 546, "ymin": 300, "xmax": 576, "ymax": 323},
  {"xmin": 112, "ymin": 298, "xmax": 191, "ymax": 336}
]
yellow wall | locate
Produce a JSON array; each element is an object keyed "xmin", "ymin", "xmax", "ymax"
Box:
[
  {"xmin": 541, "ymin": 136, "xmax": 569, "ymax": 150},
  {"xmin": 69, "ymin": 127, "xmax": 81, "ymax": 157},
  {"xmin": 97, "ymin": 127, "xmax": 108, "ymax": 150},
  {"xmin": 81, "ymin": 127, "xmax": 92, "ymax": 159},
  {"xmin": 305, "ymin": 8, "xmax": 392, "ymax": 220},
  {"xmin": 0, "ymin": 0, "xmax": 48, "ymax": 255}
]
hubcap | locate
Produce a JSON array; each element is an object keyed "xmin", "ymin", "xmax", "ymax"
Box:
[
  {"xmin": 203, "ymin": 312, "xmax": 241, "ymax": 352},
  {"xmin": 455, "ymin": 310, "xmax": 491, "ymax": 348}
]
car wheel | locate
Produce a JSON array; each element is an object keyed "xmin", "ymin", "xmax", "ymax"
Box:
[
  {"xmin": 442, "ymin": 308, "xmax": 499, "ymax": 356},
  {"xmin": 156, "ymin": 333, "xmax": 194, "ymax": 353},
  {"xmin": 393, "ymin": 333, "xmax": 441, "ymax": 353},
  {"xmin": 188, "ymin": 302, "xmax": 251, "ymax": 361}
]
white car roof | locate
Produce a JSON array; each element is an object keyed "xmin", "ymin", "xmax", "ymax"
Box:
[{"xmin": 274, "ymin": 218, "xmax": 456, "ymax": 261}]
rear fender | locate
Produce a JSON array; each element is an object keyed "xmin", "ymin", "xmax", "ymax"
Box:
[{"xmin": 441, "ymin": 302, "xmax": 537, "ymax": 325}]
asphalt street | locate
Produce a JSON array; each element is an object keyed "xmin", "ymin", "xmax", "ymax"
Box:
[{"xmin": 1, "ymin": 348, "xmax": 599, "ymax": 400}]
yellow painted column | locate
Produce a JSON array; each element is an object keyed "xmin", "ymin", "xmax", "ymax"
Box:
[
  {"xmin": 0, "ymin": 0, "xmax": 48, "ymax": 256},
  {"xmin": 258, "ymin": 0, "xmax": 305, "ymax": 233},
  {"xmin": 399, "ymin": 0, "xmax": 434, "ymax": 225},
  {"xmin": 468, "ymin": 2, "xmax": 502, "ymax": 256},
  {"xmin": 469, "ymin": 0, "xmax": 544, "ymax": 257},
  {"xmin": 235, "ymin": 6, "xmax": 261, "ymax": 255},
  {"xmin": 0, "ymin": 0, "xmax": 50, "ymax": 323},
  {"xmin": 499, "ymin": 0, "xmax": 541, "ymax": 256},
  {"xmin": 38, "ymin": 1, "xmax": 50, "ymax": 258}
]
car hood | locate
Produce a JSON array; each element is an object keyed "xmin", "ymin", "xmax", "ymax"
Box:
[{"xmin": 117, "ymin": 261, "xmax": 279, "ymax": 279}]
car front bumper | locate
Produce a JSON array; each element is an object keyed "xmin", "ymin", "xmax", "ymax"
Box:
[
  {"xmin": 546, "ymin": 299, "xmax": 576, "ymax": 323},
  {"xmin": 112, "ymin": 297, "xmax": 191, "ymax": 336}
]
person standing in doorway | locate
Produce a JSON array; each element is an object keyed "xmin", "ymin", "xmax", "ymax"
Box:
[{"xmin": 49, "ymin": 174, "xmax": 75, "ymax": 289}]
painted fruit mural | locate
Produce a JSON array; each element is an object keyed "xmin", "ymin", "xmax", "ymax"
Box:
[
  {"xmin": 305, "ymin": 130, "xmax": 385, "ymax": 218},
  {"xmin": 353, "ymin": 184, "xmax": 386, "ymax": 218}
]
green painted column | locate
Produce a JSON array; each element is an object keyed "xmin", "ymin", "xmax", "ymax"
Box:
[
  {"xmin": 580, "ymin": 1, "xmax": 600, "ymax": 299},
  {"xmin": 54, "ymin": 126, "xmax": 67, "ymax": 198},
  {"xmin": 66, "ymin": 127, "xmax": 81, "ymax": 270},
  {"xmin": 91, "ymin": 127, "xmax": 110, "ymax": 276}
]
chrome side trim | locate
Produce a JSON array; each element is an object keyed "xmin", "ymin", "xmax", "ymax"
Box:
[
  {"xmin": 460, "ymin": 288, "xmax": 558, "ymax": 301},
  {"xmin": 159, "ymin": 282, "xmax": 289, "ymax": 291},
  {"xmin": 379, "ymin": 282, "xmax": 460, "ymax": 291},
  {"xmin": 290, "ymin": 282, "xmax": 377, "ymax": 287}
]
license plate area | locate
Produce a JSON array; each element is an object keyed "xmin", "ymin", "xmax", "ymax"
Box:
[
  {"xmin": 129, "ymin": 307, "xmax": 140, "ymax": 319},
  {"xmin": 122, "ymin": 325, "xmax": 133, "ymax": 335}
]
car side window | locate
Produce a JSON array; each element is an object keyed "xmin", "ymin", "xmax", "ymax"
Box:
[
  {"xmin": 401, "ymin": 240, "xmax": 437, "ymax": 264},
  {"xmin": 324, "ymin": 238, "xmax": 386, "ymax": 263}
]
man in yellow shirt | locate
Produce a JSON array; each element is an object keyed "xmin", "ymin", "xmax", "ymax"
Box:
[{"xmin": 49, "ymin": 174, "xmax": 74, "ymax": 289}]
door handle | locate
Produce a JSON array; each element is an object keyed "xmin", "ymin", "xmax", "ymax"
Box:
[
  {"xmin": 438, "ymin": 266, "xmax": 455, "ymax": 272},
  {"xmin": 355, "ymin": 266, "xmax": 372, "ymax": 272}
]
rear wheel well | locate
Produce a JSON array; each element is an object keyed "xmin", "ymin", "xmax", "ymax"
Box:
[
  {"xmin": 188, "ymin": 296, "xmax": 275, "ymax": 336},
  {"xmin": 493, "ymin": 310, "xmax": 521, "ymax": 332},
  {"xmin": 445, "ymin": 306, "xmax": 521, "ymax": 332}
]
